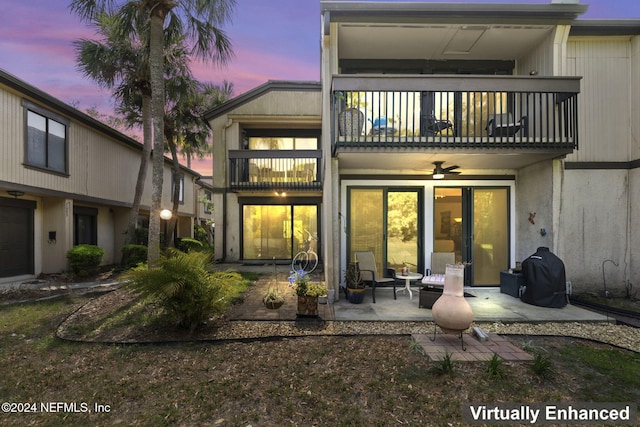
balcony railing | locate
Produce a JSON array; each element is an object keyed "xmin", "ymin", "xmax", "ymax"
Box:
[
  {"xmin": 331, "ymin": 75, "xmax": 580, "ymax": 153},
  {"xmin": 229, "ymin": 149, "xmax": 322, "ymax": 191}
]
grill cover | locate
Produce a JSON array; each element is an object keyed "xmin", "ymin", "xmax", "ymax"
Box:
[{"xmin": 521, "ymin": 247, "xmax": 567, "ymax": 308}]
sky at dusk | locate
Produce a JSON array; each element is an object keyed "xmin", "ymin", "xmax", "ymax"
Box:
[{"xmin": 1, "ymin": 0, "xmax": 639, "ymax": 174}]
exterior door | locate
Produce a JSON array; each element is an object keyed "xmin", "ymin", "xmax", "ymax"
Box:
[
  {"xmin": 0, "ymin": 198, "xmax": 35, "ymax": 277},
  {"xmin": 348, "ymin": 187, "xmax": 422, "ymax": 275},
  {"xmin": 434, "ymin": 187, "xmax": 509, "ymax": 286},
  {"xmin": 241, "ymin": 204, "xmax": 318, "ymax": 262}
]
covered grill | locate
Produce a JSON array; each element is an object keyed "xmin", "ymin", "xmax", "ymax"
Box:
[{"xmin": 521, "ymin": 247, "xmax": 567, "ymax": 308}]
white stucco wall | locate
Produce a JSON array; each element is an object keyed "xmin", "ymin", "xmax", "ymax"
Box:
[
  {"xmin": 515, "ymin": 161, "xmax": 555, "ymax": 263},
  {"xmin": 557, "ymin": 169, "xmax": 630, "ymax": 291}
]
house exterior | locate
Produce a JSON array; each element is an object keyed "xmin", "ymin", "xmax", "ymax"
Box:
[
  {"xmin": 0, "ymin": 69, "xmax": 211, "ymax": 283},
  {"xmin": 213, "ymin": 0, "xmax": 639, "ymax": 299},
  {"xmin": 205, "ymin": 81, "xmax": 322, "ymax": 265}
]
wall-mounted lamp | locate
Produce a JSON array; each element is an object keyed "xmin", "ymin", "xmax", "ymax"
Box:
[
  {"xmin": 7, "ymin": 190, "xmax": 25, "ymax": 198},
  {"xmin": 160, "ymin": 209, "xmax": 173, "ymax": 220},
  {"xmin": 274, "ymin": 191, "xmax": 287, "ymax": 197}
]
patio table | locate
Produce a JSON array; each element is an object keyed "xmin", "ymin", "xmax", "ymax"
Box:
[{"xmin": 395, "ymin": 272, "xmax": 423, "ymax": 299}]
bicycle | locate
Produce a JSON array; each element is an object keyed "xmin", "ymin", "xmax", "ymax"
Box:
[{"xmin": 291, "ymin": 229, "xmax": 318, "ymax": 273}]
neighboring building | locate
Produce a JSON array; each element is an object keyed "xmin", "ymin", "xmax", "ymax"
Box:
[
  {"xmin": 212, "ymin": 0, "xmax": 638, "ymax": 299},
  {"xmin": 0, "ymin": 69, "xmax": 210, "ymax": 283},
  {"xmin": 205, "ymin": 80, "xmax": 322, "ymax": 264}
]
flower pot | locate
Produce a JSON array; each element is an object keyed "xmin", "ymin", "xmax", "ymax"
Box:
[
  {"xmin": 431, "ymin": 264, "xmax": 473, "ymax": 333},
  {"xmin": 346, "ymin": 287, "xmax": 366, "ymax": 304},
  {"xmin": 297, "ymin": 295, "xmax": 319, "ymax": 317},
  {"xmin": 339, "ymin": 108, "xmax": 364, "ymax": 137},
  {"xmin": 264, "ymin": 299, "xmax": 284, "ymax": 310}
]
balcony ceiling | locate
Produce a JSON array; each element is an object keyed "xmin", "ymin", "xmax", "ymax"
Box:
[
  {"xmin": 336, "ymin": 149, "xmax": 568, "ymax": 176},
  {"xmin": 337, "ymin": 23, "xmax": 555, "ymax": 61}
]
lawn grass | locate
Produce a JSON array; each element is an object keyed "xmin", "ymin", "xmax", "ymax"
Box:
[{"xmin": 0, "ymin": 294, "xmax": 638, "ymax": 426}]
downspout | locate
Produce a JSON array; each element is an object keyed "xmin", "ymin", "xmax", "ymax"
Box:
[{"xmin": 221, "ymin": 118, "xmax": 234, "ymax": 262}]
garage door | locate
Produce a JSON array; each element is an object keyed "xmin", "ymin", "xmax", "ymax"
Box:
[{"xmin": 0, "ymin": 197, "xmax": 36, "ymax": 278}]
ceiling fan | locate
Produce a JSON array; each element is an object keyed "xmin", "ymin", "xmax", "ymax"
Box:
[{"xmin": 431, "ymin": 161, "xmax": 460, "ymax": 179}]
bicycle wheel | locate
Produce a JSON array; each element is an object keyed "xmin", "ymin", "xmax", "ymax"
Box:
[
  {"xmin": 292, "ymin": 251, "xmax": 309, "ymax": 272},
  {"xmin": 306, "ymin": 250, "xmax": 318, "ymax": 273}
]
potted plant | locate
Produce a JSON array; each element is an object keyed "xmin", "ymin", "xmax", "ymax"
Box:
[
  {"xmin": 289, "ymin": 270, "xmax": 325, "ymax": 317},
  {"xmin": 345, "ymin": 261, "xmax": 366, "ymax": 304},
  {"xmin": 336, "ymin": 91, "xmax": 365, "ymax": 137},
  {"xmin": 263, "ymin": 287, "xmax": 285, "ymax": 310}
]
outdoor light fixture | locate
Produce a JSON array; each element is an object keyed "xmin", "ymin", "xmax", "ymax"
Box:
[
  {"xmin": 7, "ymin": 190, "xmax": 25, "ymax": 198},
  {"xmin": 431, "ymin": 161, "xmax": 460, "ymax": 180},
  {"xmin": 159, "ymin": 209, "xmax": 173, "ymax": 220}
]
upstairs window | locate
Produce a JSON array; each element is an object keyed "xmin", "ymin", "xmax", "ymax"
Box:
[
  {"xmin": 204, "ymin": 191, "xmax": 212, "ymax": 214},
  {"xmin": 172, "ymin": 172, "xmax": 184, "ymax": 204},
  {"xmin": 23, "ymin": 101, "xmax": 69, "ymax": 174}
]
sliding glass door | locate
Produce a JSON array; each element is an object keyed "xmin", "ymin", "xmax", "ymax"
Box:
[
  {"xmin": 349, "ymin": 187, "xmax": 422, "ymax": 275},
  {"xmin": 242, "ymin": 204, "xmax": 318, "ymax": 261},
  {"xmin": 434, "ymin": 187, "xmax": 509, "ymax": 286}
]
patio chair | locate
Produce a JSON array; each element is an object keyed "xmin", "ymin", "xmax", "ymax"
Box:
[
  {"xmin": 423, "ymin": 114, "xmax": 453, "ymax": 136},
  {"xmin": 354, "ymin": 251, "xmax": 397, "ymax": 303},
  {"xmin": 486, "ymin": 113, "xmax": 528, "ymax": 137},
  {"xmin": 427, "ymin": 252, "xmax": 455, "ymax": 276}
]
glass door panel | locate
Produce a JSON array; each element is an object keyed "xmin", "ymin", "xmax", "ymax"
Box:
[
  {"xmin": 349, "ymin": 189, "xmax": 384, "ymax": 272},
  {"xmin": 349, "ymin": 188, "xmax": 422, "ymax": 275},
  {"xmin": 433, "ymin": 187, "xmax": 509, "ymax": 286},
  {"xmin": 387, "ymin": 191, "xmax": 419, "ymax": 271},
  {"xmin": 243, "ymin": 205, "xmax": 290, "ymax": 260},
  {"xmin": 433, "ymin": 188, "xmax": 463, "ymax": 263},
  {"xmin": 472, "ymin": 188, "xmax": 508, "ymax": 285},
  {"xmin": 292, "ymin": 206, "xmax": 318, "ymax": 255}
]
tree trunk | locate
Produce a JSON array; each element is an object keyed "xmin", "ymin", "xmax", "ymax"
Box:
[
  {"xmin": 167, "ymin": 135, "xmax": 181, "ymax": 249},
  {"xmin": 147, "ymin": 10, "xmax": 167, "ymax": 267},
  {"xmin": 125, "ymin": 94, "xmax": 152, "ymax": 245}
]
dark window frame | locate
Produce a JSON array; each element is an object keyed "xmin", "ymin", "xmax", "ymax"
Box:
[
  {"xmin": 204, "ymin": 191, "xmax": 212, "ymax": 213},
  {"xmin": 22, "ymin": 100, "xmax": 70, "ymax": 175},
  {"xmin": 171, "ymin": 172, "xmax": 185, "ymax": 204},
  {"xmin": 73, "ymin": 206, "xmax": 98, "ymax": 246}
]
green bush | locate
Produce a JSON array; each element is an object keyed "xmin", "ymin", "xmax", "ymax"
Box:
[
  {"xmin": 66, "ymin": 244, "xmax": 104, "ymax": 277},
  {"xmin": 124, "ymin": 249, "xmax": 241, "ymax": 331},
  {"xmin": 177, "ymin": 237, "xmax": 203, "ymax": 253},
  {"xmin": 193, "ymin": 223, "xmax": 209, "ymax": 245},
  {"xmin": 121, "ymin": 244, "xmax": 148, "ymax": 269}
]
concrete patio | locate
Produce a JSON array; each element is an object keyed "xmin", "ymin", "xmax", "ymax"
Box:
[{"xmin": 222, "ymin": 263, "xmax": 610, "ymax": 324}]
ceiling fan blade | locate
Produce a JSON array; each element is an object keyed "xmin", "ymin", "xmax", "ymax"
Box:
[{"xmin": 443, "ymin": 165, "xmax": 460, "ymax": 172}]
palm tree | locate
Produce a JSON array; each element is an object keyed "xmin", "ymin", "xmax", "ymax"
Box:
[
  {"xmin": 70, "ymin": 0, "xmax": 235, "ymax": 265},
  {"xmin": 74, "ymin": 10, "xmax": 153, "ymax": 246},
  {"xmin": 163, "ymin": 80, "xmax": 234, "ymax": 247}
]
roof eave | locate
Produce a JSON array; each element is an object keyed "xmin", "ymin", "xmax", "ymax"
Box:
[
  {"xmin": 203, "ymin": 80, "xmax": 321, "ymax": 121},
  {"xmin": 321, "ymin": 1, "xmax": 588, "ymax": 35}
]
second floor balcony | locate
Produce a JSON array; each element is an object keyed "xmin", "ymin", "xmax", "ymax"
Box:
[
  {"xmin": 228, "ymin": 149, "xmax": 322, "ymax": 191},
  {"xmin": 331, "ymin": 75, "xmax": 580, "ymax": 156}
]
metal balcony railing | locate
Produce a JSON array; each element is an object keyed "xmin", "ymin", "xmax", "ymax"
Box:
[
  {"xmin": 228, "ymin": 149, "xmax": 322, "ymax": 191},
  {"xmin": 331, "ymin": 75, "xmax": 580, "ymax": 153}
]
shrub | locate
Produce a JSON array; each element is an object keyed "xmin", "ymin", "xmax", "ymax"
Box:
[
  {"xmin": 532, "ymin": 353, "xmax": 554, "ymax": 379},
  {"xmin": 124, "ymin": 249, "xmax": 241, "ymax": 331},
  {"xmin": 66, "ymin": 245, "xmax": 104, "ymax": 277},
  {"xmin": 430, "ymin": 351, "xmax": 455, "ymax": 375},
  {"xmin": 121, "ymin": 244, "xmax": 148, "ymax": 269},
  {"xmin": 193, "ymin": 223, "xmax": 209, "ymax": 245},
  {"xmin": 177, "ymin": 237, "xmax": 203, "ymax": 253},
  {"xmin": 485, "ymin": 353, "xmax": 505, "ymax": 379}
]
